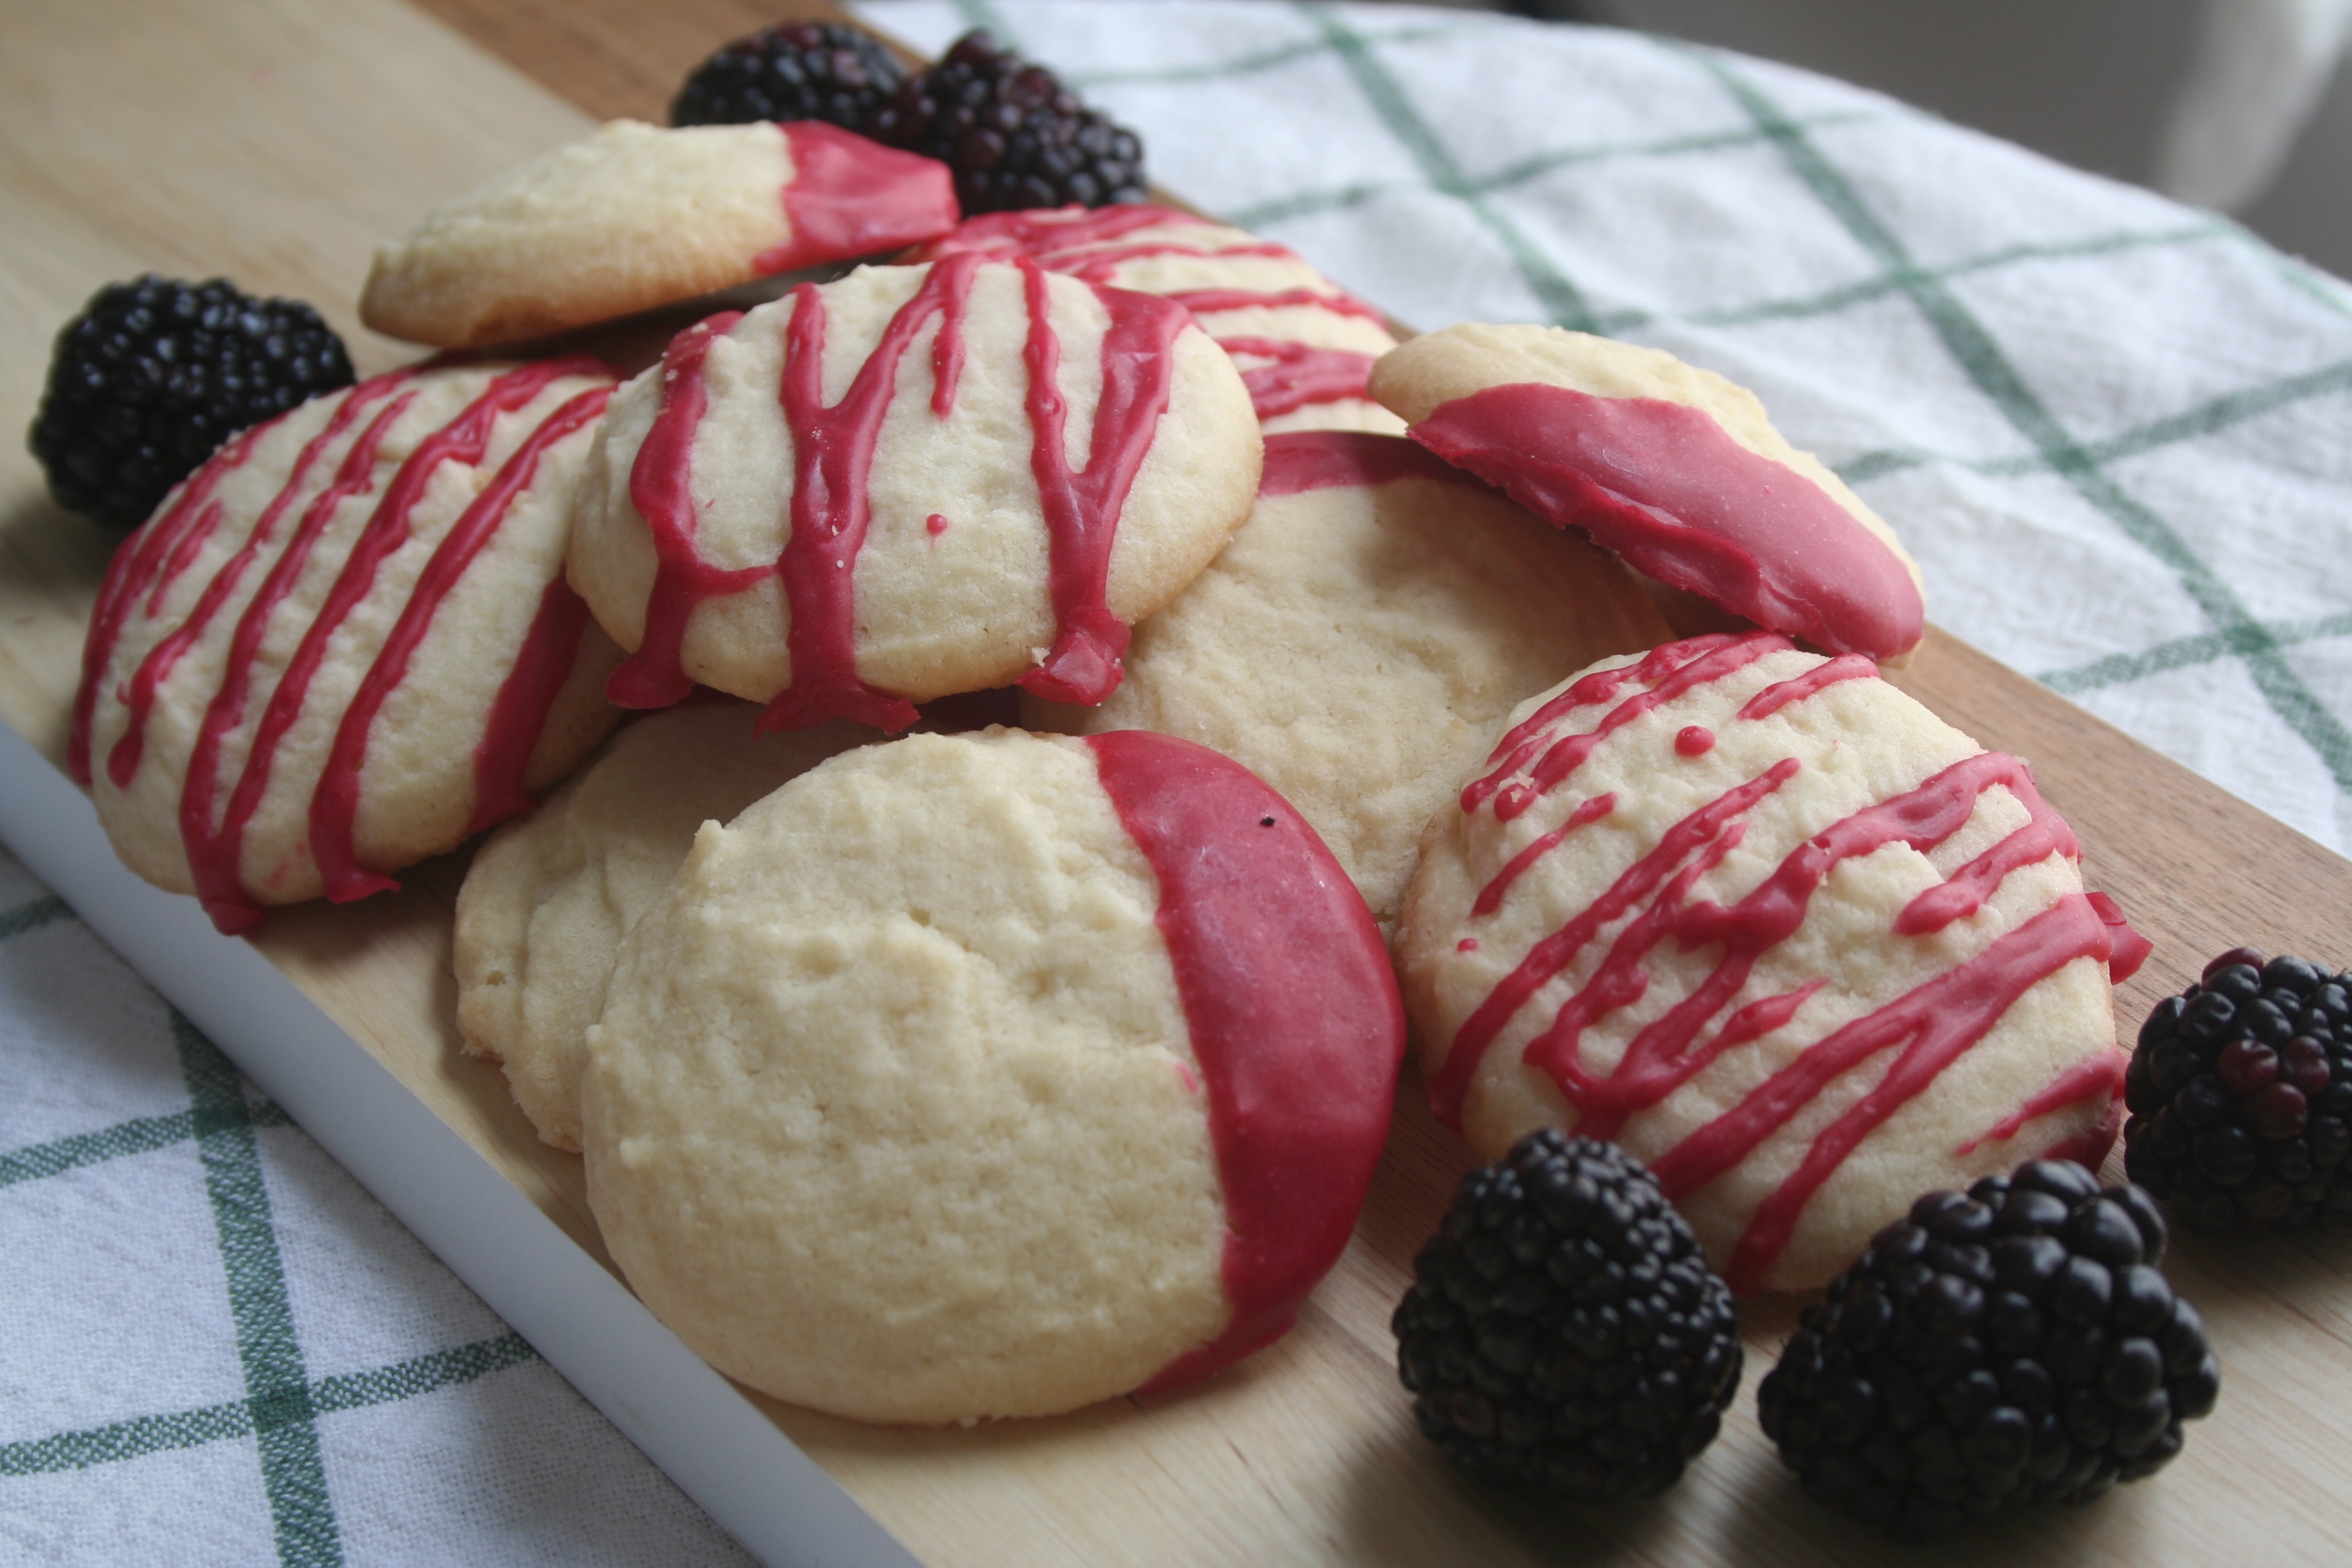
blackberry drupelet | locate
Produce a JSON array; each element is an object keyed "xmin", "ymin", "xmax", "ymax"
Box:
[
  {"xmin": 1757, "ymin": 1160, "xmax": 2219, "ymax": 1541},
  {"xmin": 871, "ymin": 31, "xmax": 1147, "ymax": 213},
  {"xmin": 670, "ymin": 22, "xmax": 907, "ymax": 134},
  {"xmin": 1392, "ymin": 1130, "xmax": 1742, "ymax": 1501},
  {"xmin": 2124, "ymin": 948, "xmax": 2352, "ymax": 1230},
  {"xmin": 29, "ymin": 276, "xmax": 354, "ymax": 531}
]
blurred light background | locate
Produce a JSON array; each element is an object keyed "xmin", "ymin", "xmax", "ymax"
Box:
[{"xmin": 1383, "ymin": 0, "xmax": 2352, "ymax": 279}]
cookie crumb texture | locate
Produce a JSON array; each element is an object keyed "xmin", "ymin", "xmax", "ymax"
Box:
[
  {"xmin": 1399, "ymin": 633, "xmax": 2134, "ymax": 1294},
  {"xmin": 74, "ymin": 360, "xmax": 625, "ymax": 933},
  {"xmin": 570, "ymin": 259, "xmax": 1260, "ymax": 725},
  {"xmin": 360, "ymin": 120, "xmax": 957, "ymax": 348},
  {"xmin": 454, "ymin": 702, "xmax": 870, "ymax": 1152},
  {"xmin": 583, "ymin": 729, "xmax": 1402, "ymax": 1423}
]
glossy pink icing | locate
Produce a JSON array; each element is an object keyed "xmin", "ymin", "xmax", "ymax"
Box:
[
  {"xmin": 1434, "ymin": 632, "xmax": 2133, "ymax": 1292},
  {"xmin": 614, "ymin": 257, "xmax": 1188, "ymax": 724},
  {"xmin": 751, "ymin": 122, "xmax": 958, "ymax": 274},
  {"xmin": 1256, "ymin": 430, "xmax": 1469, "ymax": 498},
  {"xmin": 1085, "ymin": 730, "xmax": 1404, "ymax": 1394},
  {"xmin": 911, "ymin": 203, "xmax": 1389, "ymax": 423},
  {"xmin": 1409, "ymin": 384, "xmax": 1925, "ymax": 659}
]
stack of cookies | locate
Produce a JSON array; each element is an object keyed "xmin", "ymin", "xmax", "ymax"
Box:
[{"xmin": 65, "ymin": 52, "xmax": 2144, "ymax": 1430}]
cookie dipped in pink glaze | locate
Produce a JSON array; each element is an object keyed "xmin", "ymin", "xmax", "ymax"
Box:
[
  {"xmin": 1372, "ymin": 324, "xmax": 1926, "ymax": 662},
  {"xmin": 582, "ymin": 727, "xmax": 1402, "ymax": 1424}
]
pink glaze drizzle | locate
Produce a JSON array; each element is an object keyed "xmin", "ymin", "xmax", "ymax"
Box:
[
  {"xmin": 1956, "ymin": 1050, "xmax": 2129, "ymax": 1158},
  {"xmin": 1432, "ymin": 631, "xmax": 2133, "ymax": 1291},
  {"xmin": 168, "ymin": 359, "xmax": 609, "ymax": 932},
  {"xmin": 308, "ymin": 382, "xmax": 613, "ymax": 901},
  {"xmin": 1257, "ymin": 431, "xmax": 1468, "ymax": 497},
  {"xmin": 751, "ymin": 122, "xmax": 958, "ymax": 275},
  {"xmin": 1410, "ymin": 383, "xmax": 1925, "ymax": 659},
  {"xmin": 469, "ymin": 577, "xmax": 594, "ymax": 834},
  {"xmin": 615, "ymin": 257, "xmax": 1187, "ymax": 725},
  {"xmin": 1218, "ymin": 337, "xmax": 1379, "ymax": 421},
  {"xmin": 911, "ymin": 203, "xmax": 1390, "ymax": 423},
  {"xmin": 1470, "ymin": 793, "xmax": 1615, "ymax": 919},
  {"xmin": 1085, "ymin": 730, "xmax": 1403, "ymax": 1394}
]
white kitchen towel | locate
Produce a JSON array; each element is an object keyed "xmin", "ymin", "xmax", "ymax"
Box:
[
  {"xmin": 862, "ymin": 0, "xmax": 2352, "ymax": 856},
  {"xmin": 0, "ymin": 844, "xmax": 756, "ymax": 1567}
]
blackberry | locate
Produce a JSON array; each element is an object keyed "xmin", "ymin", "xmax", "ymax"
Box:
[
  {"xmin": 1391, "ymin": 1130, "xmax": 1741, "ymax": 1500},
  {"xmin": 1757, "ymin": 1160, "xmax": 2219, "ymax": 1541},
  {"xmin": 871, "ymin": 31, "xmax": 1147, "ymax": 213},
  {"xmin": 29, "ymin": 276, "xmax": 353, "ymax": 531},
  {"xmin": 670, "ymin": 22, "xmax": 907, "ymax": 135},
  {"xmin": 2124, "ymin": 947, "xmax": 2352, "ymax": 1230}
]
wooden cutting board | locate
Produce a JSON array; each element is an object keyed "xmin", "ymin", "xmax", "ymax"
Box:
[{"xmin": 4, "ymin": 1, "xmax": 2349, "ymax": 1563}]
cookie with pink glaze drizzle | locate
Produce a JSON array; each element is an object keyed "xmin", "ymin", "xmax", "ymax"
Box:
[
  {"xmin": 73, "ymin": 360, "xmax": 627, "ymax": 934},
  {"xmin": 1396, "ymin": 633, "xmax": 2149, "ymax": 1293},
  {"xmin": 361, "ymin": 120, "xmax": 959, "ymax": 348},
  {"xmin": 568, "ymin": 258, "xmax": 1261, "ymax": 728},
  {"xmin": 909, "ymin": 203, "xmax": 1405, "ymax": 436},
  {"xmin": 583, "ymin": 727, "xmax": 1403, "ymax": 1423},
  {"xmin": 1371, "ymin": 325, "xmax": 1927, "ymax": 662}
]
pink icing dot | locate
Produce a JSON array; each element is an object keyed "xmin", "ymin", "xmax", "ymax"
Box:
[{"xmin": 1676, "ymin": 725, "xmax": 1716, "ymax": 757}]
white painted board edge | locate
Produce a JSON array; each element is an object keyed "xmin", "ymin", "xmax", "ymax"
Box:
[{"xmin": 0, "ymin": 719, "xmax": 924, "ymax": 1568}]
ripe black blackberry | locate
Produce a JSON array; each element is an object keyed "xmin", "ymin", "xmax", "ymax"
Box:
[
  {"xmin": 2124, "ymin": 948, "xmax": 2352, "ymax": 1230},
  {"xmin": 871, "ymin": 31, "xmax": 1147, "ymax": 213},
  {"xmin": 1757, "ymin": 1160, "xmax": 2219, "ymax": 1541},
  {"xmin": 669, "ymin": 22, "xmax": 907, "ymax": 135},
  {"xmin": 29, "ymin": 276, "xmax": 354, "ymax": 531},
  {"xmin": 1392, "ymin": 1130, "xmax": 1741, "ymax": 1501}
]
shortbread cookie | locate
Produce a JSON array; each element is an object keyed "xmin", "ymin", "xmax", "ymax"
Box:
[
  {"xmin": 569, "ymin": 257, "xmax": 1262, "ymax": 728},
  {"xmin": 583, "ymin": 727, "xmax": 1404, "ymax": 1423},
  {"xmin": 71, "ymin": 359, "xmax": 626, "ymax": 933},
  {"xmin": 1398, "ymin": 632, "xmax": 2147, "ymax": 1294},
  {"xmin": 455, "ymin": 702, "xmax": 868, "ymax": 1152},
  {"xmin": 361, "ymin": 120, "xmax": 959, "ymax": 349},
  {"xmin": 1027, "ymin": 431, "xmax": 1671, "ymax": 929},
  {"xmin": 911, "ymin": 204, "xmax": 1405, "ymax": 434},
  {"xmin": 1371, "ymin": 325, "xmax": 1926, "ymax": 661}
]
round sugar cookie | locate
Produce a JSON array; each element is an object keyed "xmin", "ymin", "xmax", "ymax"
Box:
[
  {"xmin": 455, "ymin": 701, "xmax": 868, "ymax": 1152},
  {"xmin": 73, "ymin": 359, "xmax": 627, "ymax": 934},
  {"xmin": 568, "ymin": 258, "xmax": 1262, "ymax": 728},
  {"xmin": 583, "ymin": 727, "xmax": 1405, "ymax": 1424},
  {"xmin": 1026, "ymin": 431, "xmax": 1673, "ymax": 930},
  {"xmin": 1371, "ymin": 325, "xmax": 1926, "ymax": 661},
  {"xmin": 361, "ymin": 120, "xmax": 960, "ymax": 349},
  {"xmin": 1398, "ymin": 632, "xmax": 2145, "ymax": 1294},
  {"xmin": 910, "ymin": 203, "xmax": 1405, "ymax": 434}
]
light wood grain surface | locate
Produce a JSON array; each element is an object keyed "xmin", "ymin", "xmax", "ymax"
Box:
[{"xmin": 4, "ymin": 2, "xmax": 2351, "ymax": 1564}]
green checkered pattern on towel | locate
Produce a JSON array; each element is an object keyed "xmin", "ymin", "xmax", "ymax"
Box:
[
  {"xmin": 0, "ymin": 867, "xmax": 754, "ymax": 1567},
  {"xmin": 860, "ymin": 0, "xmax": 2352, "ymax": 855}
]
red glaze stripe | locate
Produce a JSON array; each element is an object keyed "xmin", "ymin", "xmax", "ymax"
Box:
[
  {"xmin": 1955, "ymin": 1049, "xmax": 2128, "ymax": 1158},
  {"xmin": 1218, "ymin": 337, "xmax": 1378, "ymax": 420},
  {"xmin": 2087, "ymin": 890, "xmax": 2153, "ymax": 982},
  {"xmin": 470, "ymin": 578, "xmax": 595, "ymax": 834},
  {"xmin": 1685, "ymin": 896, "xmax": 2120, "ymax": 1293},
  {"xmin": 106, "ymin": 380, "xmax": 410, "ymax": 791},
  {"xmin": 1163, "ymin": 286, "xmax": 1385, "ymax": 322},
  {"xmin": 1470, "ymin": 792, "xmax": 1615, "ymax": 919},
  {"xmin": 1015, "ymin": 263, "xmax": 1192, "ymax": 705},
  {"xmin": 1410, "ymin": 383, "xmax": 1925, "ymax": 659},
  {"xmin": 1085, "ymin": 730, "xmax": 1403, "ymax": 1394},
  {"xmin": 1738, "ymin": 653, "xmax": 1878, "ymax": 721},
  {"xmin": 763, "ymin": 261, "xmax": 987, "ymax": 732},
  {"xmin": 70, "ymin": 419, "xmax": 272, "ymax": 785},
  {"xmin": 1257, "ymin": 430, "xmax": 1470, "ymax": 498},
  {"xmin": 184, "ymin": 360, "xmax": 602, "ymax": 932},
  {"xmin": 754, "ymin": 121, "xmax": 958, "ymax": 274},
  {"xmin": 607, "ymin": 312, "xmax": 761, "ymax": 709},
  {"xmin": 309, "ymin": 382, "xmax": 613, "ymax": 902}
]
